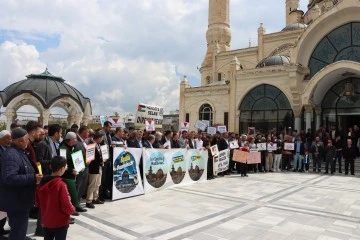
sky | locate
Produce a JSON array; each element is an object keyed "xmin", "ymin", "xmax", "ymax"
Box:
[{"xmin": 0, "ymin": 0, "xmax": 308, "ymax": 117}]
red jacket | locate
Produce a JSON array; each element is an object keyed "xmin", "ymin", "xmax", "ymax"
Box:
[{"xmin": 36, "ymin": 176, "xmax": 75, "ymax": 228}]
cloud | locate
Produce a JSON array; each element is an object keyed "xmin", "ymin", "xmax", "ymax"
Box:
[{"xmin": 0, "ymin": 0, "xmax": 309, "ymax": 117}]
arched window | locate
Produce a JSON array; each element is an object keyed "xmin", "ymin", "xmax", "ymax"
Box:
[
  {"xmin": 199, "ymin": 104, "xmax": 213, "ymax": 125},
  {"xmin": 307, "ymin": 22, "xmax": 360, "ymax": 80},
  {"xmin": 239, "ymin": 84, "xmax": 293, "ymax": 134}
]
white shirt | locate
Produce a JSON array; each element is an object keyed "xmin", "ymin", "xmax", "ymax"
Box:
[{"xmin": 195, "ymin": 139, "xmax": 203, "ymax": 150}]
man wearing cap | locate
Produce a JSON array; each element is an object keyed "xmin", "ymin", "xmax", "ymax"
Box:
[
  {"xmin": 0, "ymin": 130, "xmax": 11, "ymax": 236},
  {"xmin": 0, "ymin": 128, "xmax": 42, "ymax": 240},
  {"xmin": 60, "ymin": 132, "xmax": 87, "ymax": 214}
]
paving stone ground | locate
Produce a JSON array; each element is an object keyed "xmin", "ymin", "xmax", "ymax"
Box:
[{"xmin": 24, "ymin": 169, "xmax": 360, "ymax": 240}]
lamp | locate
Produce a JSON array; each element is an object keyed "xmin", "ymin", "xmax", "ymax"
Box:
[{"xmin": 343, "ymin": 80, "xmax": 354, "ymax": 97}]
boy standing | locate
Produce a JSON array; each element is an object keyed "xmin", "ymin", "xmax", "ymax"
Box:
[{"xmin": 36, "ymin": 156, "xmax": 75, "ymax": 240}]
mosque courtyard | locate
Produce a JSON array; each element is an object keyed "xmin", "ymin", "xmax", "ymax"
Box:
[{"xmin": 27, "ymin": 171, "xmax": 360, "ymax": 240}]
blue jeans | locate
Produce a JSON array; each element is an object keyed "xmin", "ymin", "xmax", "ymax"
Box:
[{"xmin": 294, "ymin": 153, "xmax": 302, "ymax": 170}]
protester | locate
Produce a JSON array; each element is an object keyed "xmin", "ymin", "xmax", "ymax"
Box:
[
  {"xmin": 36, "ymin": 156, "xmax": 75, "ymax": 240},
  {"xmin": 0, "ymin": 130, "xmax": 11, "ymax": 236},
  {"xmin": 343, "ymin": 139, "xmax": 356, "ymax": 175},
  {"xmin": 86, "ymin": 131, "xmax": 105, "ymax": 208},
  {"xmin": 324, "ymin": 139, "xmax": 336, "ymax": 174},
  {"xmin": 0, "ymin": 128, "xmax": 42, "ymax": 240},
  {"xmin": 311, "ymin": 136, "xmax": 324, "ymax": 173}
]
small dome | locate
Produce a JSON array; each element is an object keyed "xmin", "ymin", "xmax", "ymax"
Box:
[
  {"xmin": 282, "ymin": 23, "xmax": 308, "ymax": 32},
  {"xmin": 256, "ymin": 56, "xmax": 290, "ymax": 68},
  {"xmin": 0, "ymin": 69, "xmax": 91, "ymax": 111}
]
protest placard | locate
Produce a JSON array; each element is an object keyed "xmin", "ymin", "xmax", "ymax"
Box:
[
  {"xmin": 248, "ymin": 127, "xmax": 255, "ymax": 135},
  {"xmin": 210, "ymin": 145, "xmax": 219, "ymax": 157},
  {"xmin": 145, "ymin": 120, "xmax": 155, "ymax": 132},
  {"xmin": 180, "ymin": 122, "xmax": 190, "ymax": 132},
  {"xmin": 248, "ymin": 151, "xmax": 261, "ymax": 164},
  {"xmin": 207, "ymin": 127, "xmax": 217, "ymax": 135},
  {"xmin": 232, "ymin": 149, "xmax": 249, "ymax": 163},
  {"xmin": 195, "ymin": 120, "xmax": 207, "ymax": 131},
  {"xmin": 267, "ymin": 143, "xmax": 277, "ymax": 151},
  {"xmin": 217, "ymin": 125, "xmax": 227, "ymax": 133},
  {"xmin": 229, "ymin": 140, "xmax": 239, "ymax": 149},
  {"xmin": 100, "ymin": 145, "xmax": 109, "ymax": 161},
  {"xmin": 71, "ymin": 150, "xmax": 85, "ymax": 172},
  {"xmin": 256, "ymin": 143, "xmax": 267, "ymax": 151},
  {"xmin": 284, "ymin": 142, "xmax": 295, "ymax": 150},
  {"xmin": 86, "ymin": 143, "xmax": 96, "ymax": 163}
]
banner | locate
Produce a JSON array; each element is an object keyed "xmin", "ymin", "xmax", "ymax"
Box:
[
  {"xmin": 143, "ymin": 149, "xmax": 208, "ymax": 194},
  {"xmin": 180, "ymin": 122, "xmax": 190, "ymax": 132},
  {"xmin": 248, "ymin": 127, "xmax": 255, "ymax": 135},
  {"xmin": 112, "ymin": 148, "xmax": 144, "ymax": 200},
  {"xmin": 145, "ymin": 120, "xmax": 155, "ymax": 132},
  {"xmin": 100, "ymin": 116, "xmax": 105, "ymax": 127},
  {"xmin": 135, "ymin": 103, "xmax": 164, "ymax": 128},
  {"xmin": 267, "ymin": 143, "xmax": 277, "ymax": 151},
  {"xmin": 216, "ymin": 149, "xmax": 229, "ymax": 173}
]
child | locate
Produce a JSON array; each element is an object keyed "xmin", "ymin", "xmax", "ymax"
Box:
[
  {"xmin": 303, "ymin": 150, "xmax": 311, "ymax": 173},
  {"xmin": 36, "ymin": 156, "xmax": 76, "ymax": 240}
]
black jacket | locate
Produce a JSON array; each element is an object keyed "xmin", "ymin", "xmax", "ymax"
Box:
[
  {"xmin": 217, "ymin": 138, "xmax": 229, "ymax": 151},
  {"xmin": 35, "ymin": 137, "xmax": 54, "ymax": 175},
  {"xmin": 88, "ymin": 143, "xmax": 103, "ymax": 174},
  {"xmin": 60, "ymin": 142, "xmax": 77, "ymax": 180},
  {"xmin": 343, "ymin": 145, "xmax": 356, "ymax": 160}
]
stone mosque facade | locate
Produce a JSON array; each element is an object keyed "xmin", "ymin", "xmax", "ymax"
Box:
[{"xmin": 179, "ymin": 0, "xmax": 360, "ymax": 134}]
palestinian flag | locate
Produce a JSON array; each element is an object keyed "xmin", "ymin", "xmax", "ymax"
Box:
[
  {"xmin": 137, "ymin": 104, "xmax": 146, "ymax": 112},
  {"xmin": 112, "ymin": 117, "xmax": 119, "ymax": 123}
]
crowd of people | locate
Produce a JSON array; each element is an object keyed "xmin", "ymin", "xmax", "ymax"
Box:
[{"xmin": 0, "ymin": 120, "xmax": 358, "ymax": 240}]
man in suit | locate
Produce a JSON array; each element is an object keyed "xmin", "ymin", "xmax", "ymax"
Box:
[
  {"xmin": 143, "ymin": 135, "xmax": 155, "ymax": 149},
  {"xmin": 127, "ymin": 130, "xmax": 144, "ymax": 177},
  {"xmin": 0, "ymin": 130, "xmax": 11, "ymax": 236},
  {"xmin": 75, "ymin": 126, "xmax": 90, "ymax": 209},
  {"xmin": 0, "ymin": 128, "xmax": 42, "ymax": 240},
  {"xmin": 293, "ymin": 136, "xmax": 305, "ymax": 172},
  {"xmin": 161, "ymin": 130, "xmax": 172, "ymax": 149},
  {"xmin": 188, "ymin": 131, "xmax": 197, "ymax": 149},
  {"xmin": 100, "ymin": 121, "xmax": 113, "ymax": 201},
  {"xmin": 311, "ymin": 136, "xmax": 325, "ymax": 173},
  {"xmin": 343, "ymin": 139, "xmax": 356, "ymax": 175}
]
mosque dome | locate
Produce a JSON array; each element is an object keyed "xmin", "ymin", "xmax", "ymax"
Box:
[
  {"xmin": 0, "ymin": 69, "xmax": 91, "ymax": 111},
  {"xmin": 256, "ymin": 56, "xmax": 291, "ymax": 68},
  {"xmin": 282, "ymin": 23, "xmax": 308, "ymax": 32}
]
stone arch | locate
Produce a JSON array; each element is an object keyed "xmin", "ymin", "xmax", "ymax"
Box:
[
  {"xmin": 302, "ymin": 61, "xmax": 360, "ymax": 106},
  {"xmin": 237, "ymin": 82, "xmax": 295, "ymax": 111},
  {"xmin": 6, "ymin": 93, "xmax": 45, "ymax": 113},
  {"xmin": 294, "ymin": 0, "xmax": 360, "ymax": 67},
  {"xmin": 188, "ymin": 99, "xmax": 216, "ymax": 114},
  {"xmin": 266, "ymin": 43, "xmax": 295, "ymax": 58}
]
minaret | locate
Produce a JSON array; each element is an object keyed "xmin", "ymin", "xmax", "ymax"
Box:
[
  {"xmin": 200, "ymin": 0, "xmax": 231, "ymax": 86},
  {"xmin": 286, "ymin": 0, "xmax": 300, "ymax": 25}
]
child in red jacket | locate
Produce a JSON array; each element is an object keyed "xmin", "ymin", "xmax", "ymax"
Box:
[{"xmin": 36, "ymin": 156, "xmax": 75, "ymax": 240}]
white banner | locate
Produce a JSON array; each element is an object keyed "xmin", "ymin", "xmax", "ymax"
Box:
[
  {"xmin": 112, "ymin": 148, "xmax": 144, "ymax": 200},
  {"xmin": 195, "ymin": 120, "xmax": 207, "ymax": 131},
  {"xmin": 135, "ymin": 103, "xmax": 164, "ymax": 128},
  {"xmin": 216, "ymin": 149, "xmax": 230, "ymax": 173},
  {"xmin": 143, "ymin": 149, "xmax": 208, "ymax": 194},
  {"xmin": 207, "ymin": 127, "xmax": 217, "ymax": 135}
]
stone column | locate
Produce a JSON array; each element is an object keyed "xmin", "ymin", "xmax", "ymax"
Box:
[
  {"xmin": 5, "ymin": 110, "xmax": 16, "ymax": 131},
  {"xmin": 75, "ymin": 114, "xmax": 83, "ymax": 127},
  {"xmin": 315, "ymin": 107, "xmax": 322, "ymax": 131},
  {"xmin": 304, "ymin": 104, "xmax": 313, "ymax": 132},
  {"xmin": 67, "ymin": 115, "xmax": 76, "ymax": 128},
  {"xmin": 228, "ymin": 56, "xmax": 240, "ymax": 132},
  {"xmin": 293, "ymin": 107, "xmax": 301, "ymax": 132},
  {"xmin": 82, "ymin": 115, "xmax": 90, "ymax": 126},
  {"xmin": 41, "ymin": 110, "xmax": 51, "ymax": 127}
]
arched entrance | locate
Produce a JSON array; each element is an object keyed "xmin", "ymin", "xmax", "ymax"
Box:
[
  {"xmin": 322, "ymin": 78, "xmax": 360, "ymax": 131},
  {"xmin": 239, "ymin": 84, "xmax": 293, "ymax": 134}
]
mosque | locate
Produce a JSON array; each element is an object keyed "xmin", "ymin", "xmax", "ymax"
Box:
[{"xmin": 179, "ymin": 0, "xmax": 360, "ymax": 134}]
